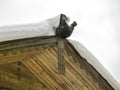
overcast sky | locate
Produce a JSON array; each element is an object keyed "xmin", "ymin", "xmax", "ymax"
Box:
[{"xmin": 0, "ymin": 0, "xmax": 120, "ymax": 84}]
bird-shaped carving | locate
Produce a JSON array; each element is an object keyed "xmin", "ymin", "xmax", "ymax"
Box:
[{"xmin": 55, "ymin": 14, "xmax": 77, "ymax": 38}]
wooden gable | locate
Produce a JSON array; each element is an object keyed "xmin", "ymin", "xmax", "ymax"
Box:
[{"xmin": 0, "ymin": 36, "xmax": 114, "ymax": 90}]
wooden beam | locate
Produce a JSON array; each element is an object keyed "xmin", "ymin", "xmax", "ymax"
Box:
[
  {"xmin": 0, "ymin": 36, "xmax": 58, "ymax": 51},
  {"xmin": 57, "ymin": 37, "xmax": 65, "ymax": 75}
]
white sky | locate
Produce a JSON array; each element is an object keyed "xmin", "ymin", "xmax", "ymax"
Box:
[{"xmin": 0, "ymin": 0, "xmax": 120, "ymax": 84}]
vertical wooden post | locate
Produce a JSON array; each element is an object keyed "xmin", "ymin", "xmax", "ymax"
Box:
[{"xmin": 57, "ymin": 37, "xmax": 65, "ymax": 75}]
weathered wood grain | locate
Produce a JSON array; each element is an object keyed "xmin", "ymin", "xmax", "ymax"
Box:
[{"xmin": 0, "ymin": 36, "xmax": 114, "ymax": 90}]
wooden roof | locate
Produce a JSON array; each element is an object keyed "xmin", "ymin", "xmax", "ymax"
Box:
[{"xmin": 0, "ymin": 36, "xmax": 114, "ymax": 90}]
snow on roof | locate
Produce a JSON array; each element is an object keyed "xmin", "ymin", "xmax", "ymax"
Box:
[
  {"xmin": 0, "ymin": 14, "xmax": 69, "ymax": 42},
  {"xmin": 69, "ymin": 40, "xmax": 120, "ymax": 90},
  {"xmin": 0, "ymin": 14, "xmax": 120, "ymax": 90}
]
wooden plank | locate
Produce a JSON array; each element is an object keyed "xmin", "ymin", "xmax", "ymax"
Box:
[
  {"xmin": 0, "ymin": 36, "xmax": 58, "ymax": 51},
  {"xmin": 45, "ymin": 46, "xmax": 87, "ymax": 89},
  {"xmin": 38, "ymin": 50, "xmax": 80, "ymax": 90},
  {"xmin": 0, "ymin": 51, "xmax": 35, "ymax": 65},
  {"xmin": 57, "ymin": 37, "xmax": 65, "ymax": 75},
  {"xmin": 0, "ymin": 44, "xmax": 55, "ymax": 65},
  {"xmin": 30, "ymin": 54, "xmax": 66, "ymax": 90},
  {"xmin": 0, "ymin": 43, "xmax": 56, "ymax": 57},
  {"xmin": 0, "ymin": 70, "xmax": 47, "ymax": 90},
  {"xmin": 0, "ymin": 63, "xmax": 34, "ymax": 79},
  {"xmin": 21, "ymin": 58, "xmax": 60, "ymax": 90}
]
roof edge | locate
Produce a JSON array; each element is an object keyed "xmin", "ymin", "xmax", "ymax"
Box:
[{"xmin": 67, "ymin": 39, "xmax": 120, "ymax": 90}]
